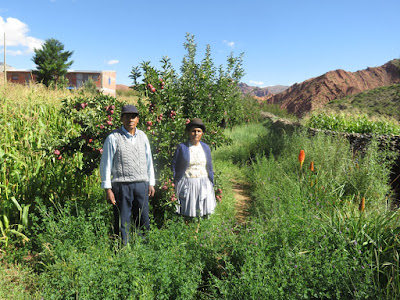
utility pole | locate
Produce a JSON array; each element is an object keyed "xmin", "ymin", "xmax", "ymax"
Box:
[{"xmin": 3, "ymin": 32, "xmax": 6, "ymax": 84}]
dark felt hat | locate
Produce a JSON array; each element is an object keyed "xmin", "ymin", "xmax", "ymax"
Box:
[
  {"xmin": 121, "ymin": 105, "xmax": 139, "ymax": 115},
  {"xmin": 186, "ymin": 118, "xmax": 206, "ymax": 132}
]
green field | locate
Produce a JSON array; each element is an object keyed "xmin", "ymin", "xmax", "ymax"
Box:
[{"xmin": 1, "ymin": 83, "xmax": 400, "ymax": 299}]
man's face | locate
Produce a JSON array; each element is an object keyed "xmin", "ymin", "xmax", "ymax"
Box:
[{"xmin": 121, "ymin": 113, "xmax": 139, "ymax": 132}]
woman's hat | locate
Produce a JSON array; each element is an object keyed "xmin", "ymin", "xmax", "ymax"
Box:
[{"xmin": 186, "ymin": 118, "xmax": 206, "ymax": 132}]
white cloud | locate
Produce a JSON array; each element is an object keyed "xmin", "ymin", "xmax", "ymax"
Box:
[
  {"xmin": 249, "ymin": 80, "xmax": 264, "ymax": 86},
  {"xmin": 7, "ymin": 49, "xmax": 23, "ymax": 55},
  {"xmin": 223, "ymin": 40, "xmax": 235, "ymax": 48},
  {"xmin": 0, "ymin": 17, "xmax": 43, "ymax": 55},
  {"xmin": 106, "ymin": 59, "xmax": 119, "ymax": 65}
]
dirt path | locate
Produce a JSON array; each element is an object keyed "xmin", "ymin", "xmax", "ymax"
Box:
[{"xmin": 232, "ymin": 180, "xmax": 251, "ymax": 224}]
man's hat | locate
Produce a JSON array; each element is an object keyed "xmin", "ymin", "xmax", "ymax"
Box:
[
  {"xmin": 121, "ymin": 105, "xmax": 139, "ymax": 115},
  {"xmin": 186, "ymin": 118, "xmax": 206, "ymax": 132}
]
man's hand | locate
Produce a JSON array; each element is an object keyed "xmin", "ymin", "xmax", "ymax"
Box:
[
  {"xmin": 149, "ymin": 185, "xmax": 155, "ymax": 197},
  {"xmin": 105, "ymin": 189, "xmax": 116, "ymax": 205}
]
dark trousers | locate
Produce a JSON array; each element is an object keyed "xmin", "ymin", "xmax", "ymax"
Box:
[{"xmin": 112, "ymin": 181, "xmax": 150, "ymax": 244}]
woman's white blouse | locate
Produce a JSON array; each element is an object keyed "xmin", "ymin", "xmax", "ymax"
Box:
[{"xmin": 184, "ymin": 144, "xmax": 208, "ymax": 178}]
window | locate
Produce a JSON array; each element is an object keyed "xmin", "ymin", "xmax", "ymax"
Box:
[{"xmin": 12, "ymin": 74, "xmax": 19, "ymax": 80}]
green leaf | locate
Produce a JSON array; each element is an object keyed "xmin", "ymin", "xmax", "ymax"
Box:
[
  {"xmin": 8, "ymin": 229, "xmax": 29, "ymax": 241},
  {"xmin": 0, "ymin": 220, "xmax": 5, "ymax": 236},
  {"xmin": 11, "ymin": 197, "xmax": 22, "ymax": 212},
  {"xmin": 22, "ymin": 204, "xmax": 31, "ymax": 227},
  {"xmin": 2, "ymin": 215, "xmax": 9, "ymax": 229}
]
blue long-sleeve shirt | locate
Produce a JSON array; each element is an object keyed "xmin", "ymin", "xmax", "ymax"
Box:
[
  {"xmin": 171, "ymin": 141, "xmax": 214, "ymax": 185},
  {"xmin": 100, "ymin": 126, "xmax": 155, "ymax": 189}
]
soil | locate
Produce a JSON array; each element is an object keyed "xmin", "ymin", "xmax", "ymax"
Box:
[{"xmin": 232, "ymin": 180, "xmax": 251, "ymax": 224}]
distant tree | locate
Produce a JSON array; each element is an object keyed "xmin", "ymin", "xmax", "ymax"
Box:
[
  {"xmin": 32, "ymin": 38, "xmax": 74, "ymax": 88},
  {"xmin": 81, "ymin": 77, "xmax": 98, "ymax": 94},
  {"xmin": 129, "ymin": 66, "xmax": 142, "ymax": 87}
]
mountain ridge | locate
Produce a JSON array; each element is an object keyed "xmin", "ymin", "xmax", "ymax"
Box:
[
  {"xmin": 238, "ymin": 83, "xmax": 289, "ymax": 97},
  {"xmin": 266, "ymin": 59, "xmax": 400, "ymax": 117}
]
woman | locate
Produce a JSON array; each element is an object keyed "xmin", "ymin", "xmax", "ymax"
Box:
[{"xmin": 171, "ymin": 118, "xmax": 216, "ymax": 218}]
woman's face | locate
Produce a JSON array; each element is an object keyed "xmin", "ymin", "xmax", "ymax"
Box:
[{"xmin": 188, "ymin": 127, "xmax": 203, "ymax": 145}]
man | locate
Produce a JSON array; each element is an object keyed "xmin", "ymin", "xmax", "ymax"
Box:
[{"xmin": 100, "ymin": 104, "xmax": 155, "ymax": 244}]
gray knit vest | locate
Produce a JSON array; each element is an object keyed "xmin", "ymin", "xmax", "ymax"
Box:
[{"xmin": 111, "ymin": 128, "xmax": 148, "ymax": 183}]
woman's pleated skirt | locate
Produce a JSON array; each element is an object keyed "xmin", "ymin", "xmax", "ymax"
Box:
[{"xmin": 176, "ymin": 177, "xmax": 216, "ymax": 217}]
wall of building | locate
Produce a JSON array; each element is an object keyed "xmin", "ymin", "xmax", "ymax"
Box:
[
  {"xmin": 5, "ymin": 71, "xmax": 36, "ymax": 85},
  {"xmin": 66, "ymin": 72, "xmax": 102, "ymax": 89},
  {"xmin": 100, "ymin": 71, "xmax": 116, "ymax": 96}
]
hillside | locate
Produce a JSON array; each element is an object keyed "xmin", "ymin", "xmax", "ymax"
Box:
[
  {"xmin": 267, "ymin": 59, "xmax": 400, "ymax": 117},
  {"xmin": 116, "ymin": 84, "xmax": 132, "ymax": 91},
  {"xmin": 322, "ymin": 83, "xmax": 400, "ymax": 121}
]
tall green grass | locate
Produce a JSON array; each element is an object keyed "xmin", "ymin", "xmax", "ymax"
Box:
[
  {"xmin": 220, "ymin": 125, "xmax": 400, "ymax": 299},
  {"xmin": 1, "ymin": 84, "xmax": 91, "ymax": 223}
]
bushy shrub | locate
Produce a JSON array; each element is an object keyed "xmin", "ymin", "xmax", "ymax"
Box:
[{"xmin": 36, "ymin": 206, "xmax": 207, "ymax": 299}]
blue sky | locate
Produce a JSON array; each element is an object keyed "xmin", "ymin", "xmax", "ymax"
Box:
[{"xmin": 1, "ymin": 0, "xmax": 399, "ymax": 87}]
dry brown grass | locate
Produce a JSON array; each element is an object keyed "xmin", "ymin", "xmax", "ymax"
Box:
[
  {"xmin": 0, "ymin": 82, "xmax": 141, "ymax": 108},
  {"xmin": 0, "ymin": 82, "xmax": 76, "ymax": 107}
]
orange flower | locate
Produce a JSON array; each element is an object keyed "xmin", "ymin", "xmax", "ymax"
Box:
[
  {"xmin": 359, "ymin": 197, "xmax": 365, "ymax": 212},
  {"xmin": 309, "ymin": 161, "xmax": 314, "ymax": 172},
  {"xmin": 298, "ymin": 150, "xmax": 305, "ymax": 168}
]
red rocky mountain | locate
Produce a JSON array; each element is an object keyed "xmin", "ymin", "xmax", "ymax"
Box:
[{"xmin": 267, "ymin": 59, "xmax": 400, "ymax": 117}]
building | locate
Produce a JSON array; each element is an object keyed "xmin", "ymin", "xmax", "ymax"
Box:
[{"xmin": 1, "ymin": 68, "xmax": 116, "ymax": 96}]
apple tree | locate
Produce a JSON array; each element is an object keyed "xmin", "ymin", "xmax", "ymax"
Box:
[{"xmin": 128, "ymin": 33, "xmax": 246, "ymax": 221}]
